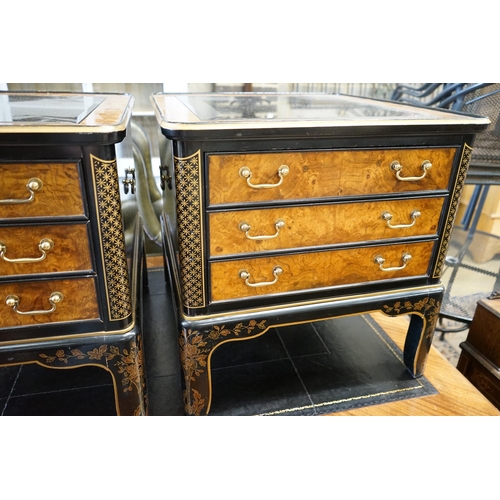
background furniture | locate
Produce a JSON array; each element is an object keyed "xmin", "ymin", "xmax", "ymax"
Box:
[
  {"xmin": 457, "ymin": 297, "xmax": 500, "ymax": 409},
  {"xmin": 0, "ymin": 91, "xmax": 146, "ymax": 416},
  {"xmin": 392, "ymin": 84, "xmax": 500, "ymax": 334},
  {"xmin": 151, "ymin": 92, "xmax": 488, "ymax": 415}
]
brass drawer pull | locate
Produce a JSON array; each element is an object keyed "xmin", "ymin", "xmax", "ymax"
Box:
[
  {"xmin": 390, "ymin": 160, "xmax": 432, "ymax": 181},
  {"xmin": 239, "ymin": 266, "xmax": 283, "ymax": 287},
  {"xmin": 239, "ymin": 165, "xmax": 289, "ymax": 189},
  {"xmin": 239, "ymin": 219, "xmax": 285, "ymax": 240},
  {"xmin": 381, "ymin": 210, "xmax": 421, "ymax": 229},
  {"xmin": 374, "ymin": 252, "xmax": 412, "ymax": 271},
  {"xmin": 0, "ymin": 238, "xmax": 54, "ymax": 263},
  {"xmin": 5, "ymin": 291, "xmax": 64, "ymax": 315},
  {"xmin": 0, "ymin": 178, "xmax": 43, "ymax": 204}
]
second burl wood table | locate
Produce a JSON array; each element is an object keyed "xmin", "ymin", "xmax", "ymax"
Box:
[
  {"xmin": 150, "ymin": 92, "xmax": 489, "ymax": 415},
  {"xmin": 0, "ymin": 91, "xmax": 146, "ymax": 416}
]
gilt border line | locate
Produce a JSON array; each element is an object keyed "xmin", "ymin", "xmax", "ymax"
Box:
[{"xmin": 433, "ymin": 143, "xmax": 473, "ymax": 278}]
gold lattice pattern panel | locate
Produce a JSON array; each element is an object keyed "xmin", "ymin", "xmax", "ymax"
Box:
[
  {"xmin": 91, "ymin": 155, "xmax": 132, "ymax": 320},
  {"xmin": 175, "ymin": 151, "xmax": 205, "ymax": 308},
  {"xmin": 433, "ymin": 144, "xmax": 473, "ymax": 278}
]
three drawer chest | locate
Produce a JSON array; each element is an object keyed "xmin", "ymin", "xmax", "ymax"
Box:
[
  {"xmin": 151, "ymin": 92, "xmax": 489, "ymax": 415},
  {"xmin": 0, "ymin": 91, "xmax": 146, "ymax": 416}
]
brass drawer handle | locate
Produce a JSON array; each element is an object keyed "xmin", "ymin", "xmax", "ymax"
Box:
[
  {"xmin": 239, "ymin": 266, "xmax": 283, "ymax": 287},
  {"xmin": 0, "ymin": 178, "xmax": 43, "ymax": 204},
  {"xmin": 381, "ymin": 210, "xmax": 421, "ymax": 229},
  {"xmin": 374, "ymin": 252, "xmax": 412, "ymax": 271},
  {"xmin": 390, "ymin": 160, "xmax": 432, "ymax": 181},
  {"xmin": 5, "ymin": 291, "xmax": 64, "ymax": 315},
  {"xmin": 0, "ymin": 238, "xmax": 54, "ymax": 263},
  {"xmin": 239, "ymin": 219, "xmax": 285, "ymax": 240},
  {"xmin": 239, "ymin": 165, "xmax": 289, "ymax": 189}
]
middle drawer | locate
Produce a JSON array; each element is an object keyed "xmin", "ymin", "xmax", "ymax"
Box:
[
  {"xmin": 209, "ymin": 197, "xmax": 445, "ymax": 257},
  {"xmin": 0, "ymin": 223, "xmax": 93, "ymax": 276}
]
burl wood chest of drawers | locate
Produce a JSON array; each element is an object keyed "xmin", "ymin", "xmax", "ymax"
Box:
[
  {"xmin": 151, "ymin": 92, "xmax": 489, "ymax": 415},
  {"xmin": 0, "ymin": 91, "xmax": 146, "ymax": 416}
]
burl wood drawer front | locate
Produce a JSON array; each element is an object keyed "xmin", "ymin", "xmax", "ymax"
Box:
[
  {"xmin": 0, "ymin": 277, "xmax": 100, "ymax": 328},
  {"xmin": 209, "ymin": 197, "xmax": 445, "ymax": 257},
  {"xmin": 0, "ymin": 223, "xmax": 93, "ymax": 276},
  {"xmin": 0, "ymin": 163, "xmax": 85, "ymax": 219},
  {"xmin": 208, "ymin": 148, "xmax": 456, "ymax": 205},
  {"xmin": 210, "ymin": 241, "xmax": 435, "ymax": 301}
]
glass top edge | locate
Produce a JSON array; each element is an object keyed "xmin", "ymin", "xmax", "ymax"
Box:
[
  {"xmin": 151, "ymin": 92, "xmax": 490, "ymax": 127},
  {"xmin": 0, "ymin": 91, "xmax": 133, "ymax": 129}
]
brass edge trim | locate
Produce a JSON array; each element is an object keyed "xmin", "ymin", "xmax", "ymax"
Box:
[
  {"xmin": 174, "ymin": 150, "xmax": 206, "ymax": 308},
  {"xmin": 433, "ymin": 144, "xmax": 473, "ymax": 278},
  {"xmin": 90, "ymin": 154, "xmax": 132, "ymax": 321},
  {"xmin": 181, "ymin": 283, "xmax": 444, "ymax": 322},
  {"xmin": 156, "ymin": 118, "xmax": 490, "ymax": 132},
  {"xmin": 0, "ymin": 320, "xmax": 136, "ymax": 347}
]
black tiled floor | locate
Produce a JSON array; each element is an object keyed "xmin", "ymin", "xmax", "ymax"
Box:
[{"xmin": 0, "ymin": 267, "xmax": 437, "ymax": 416}]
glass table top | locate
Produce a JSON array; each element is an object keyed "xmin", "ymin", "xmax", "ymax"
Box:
[
  {"xmin": 151, "ymin": 92, "xmax": 490, "ymax": 131},
  {"xmin": 0, "ymin": 94, "xmax": 105, "ymax": 124},
  {"xmin": 0, "ymin": 92, "xmax": 134, "ymax": 134}
]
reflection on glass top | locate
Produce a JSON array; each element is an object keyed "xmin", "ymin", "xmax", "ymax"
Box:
[
  {"xmin": 0, "ymin": 94, "xmax": 105, "ymax": 124},
  {"xmin": 169, "ymin": 93, "xmax": 459, "ymax": 123}
]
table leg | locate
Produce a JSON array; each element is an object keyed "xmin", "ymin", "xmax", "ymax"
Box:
[
  {"xmin": 381, "ymin": 289, "xmax": 444, "ymax": 377},
  {"xmin": 179, "ymin": 318, "xmax": 268, "ymax": 415}
]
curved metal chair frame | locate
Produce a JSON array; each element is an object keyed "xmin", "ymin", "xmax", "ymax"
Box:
[{"xmin": 392, "ymin": 83, "xmax": 500, "ymax": 335}]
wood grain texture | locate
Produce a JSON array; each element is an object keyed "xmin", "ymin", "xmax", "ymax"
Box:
[
  {"xmin": 329, "ymin": 312, "xmax": 500, "ymax": 416},
  {"xmin": 457, "ymin": 349, "xmax": 500, "ymax": 409},
  {"xmin": 210, "ymin": 241, "xmax": 434, "ymax": 301},
  {"xmin": 0, "ymin": 223, "xmax": 93, "ymax": 276},
  {"xmin": 0, "ymin": 163, "xmax": 84, "ymax": 219},
  {"xmin": 462, "ymin": 299, "xmax": 500, "ymax": 367},
  {"xmin": 208, "ymin": 148, "xmax": 456, "ymax": 205},
  {"xmin": 209, "ymin": 197, "xmax": 445, "ymax": 256},
  {"xmin": 0, "ymin": 277, "xmax": 99, "ymax": 327}
]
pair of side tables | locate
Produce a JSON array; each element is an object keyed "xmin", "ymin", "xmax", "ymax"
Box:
[{"xmin": 0, "ymin": 90, "xmax": 489, "ymax": 415}]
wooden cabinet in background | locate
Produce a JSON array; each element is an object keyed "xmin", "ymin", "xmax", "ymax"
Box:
[{"xmin": 458, "ymin": 298, "xmax": 500, "ymax": 409}]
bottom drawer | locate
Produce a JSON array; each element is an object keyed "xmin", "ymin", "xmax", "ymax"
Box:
[
  {"xmin": 0, "ymin": 277, "xmax": 100, "ymax": 328},
  {"xmin": 210, "ymin": 241, "xmax": 435, "ymax": 302}
]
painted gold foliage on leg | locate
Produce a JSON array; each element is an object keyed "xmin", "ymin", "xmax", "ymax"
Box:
[
  {"xmin": 383, "ymin": 298, "xmax": 441, "ymax": 339},
  {"xmin": 180, "ymin": 319, "xmax": 267, "ymax": 415},
  {"xmin": 39, "ymin": 335, "xmax": 146, "ymax": 415}
]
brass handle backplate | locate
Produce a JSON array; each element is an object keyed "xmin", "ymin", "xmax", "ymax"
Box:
[
  {"xmin": 239, "ymin": 266, "xmax": 283, "ymax": 287},
  {"xmin": 6, "ymin": 291, "xmax": 64, "ymax": 315},
  {"xmin": 239, "ymin": 219, "xmax": 285, "ymax": 240},
  {"xmin": 374, "ymin": 253, "xmax": 412, "ymax": 272},
  {"xmin": 239, "ymin": 165, "xmax": 289, "ymax": 189},
  {"xmin": 122, "ymin": 167, "xmax": 136, "ymax": 195},
  {"xmin": 0, "ymin": 238, "xmax": 54, "ymax": 263},
  {"xmin": 390, "ymin": 160, "xmax": 432, "ymax": 181},
  {"xmin": 381, "ymin": 210, "xmax": 421, "ymax": 229},
  {"xmin": 0, "ymin": 178, "xmax": 43, "ymax": 204}
]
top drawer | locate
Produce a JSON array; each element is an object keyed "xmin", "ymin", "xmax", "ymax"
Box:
[
  {"xmin": 208, "ymin": 148, "xmax": 457, "ymax": 206},
  {"xmin": 0, "ymin": 163, "xmax": 85, "ymax": 219}
]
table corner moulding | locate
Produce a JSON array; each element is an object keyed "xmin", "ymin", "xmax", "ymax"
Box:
[
  {"xmin": 150, "ymin": 91, "xmax": 489, "ymax": 415},
  {"xmin": 0, "ymin": 91, "xmax": 147, "ymax": 416}
]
